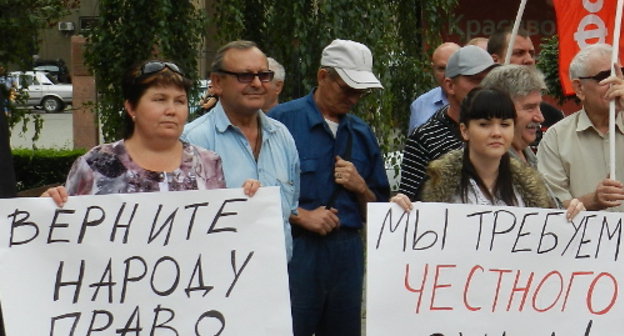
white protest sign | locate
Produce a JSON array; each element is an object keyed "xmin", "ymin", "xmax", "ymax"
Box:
[
  {"xmin": 0, "ymin": 187, "xmax": 292, "ymax": 336},
  {"xmin": 367, "ymin": 202, "xmax": 624, "ymax": 336}
]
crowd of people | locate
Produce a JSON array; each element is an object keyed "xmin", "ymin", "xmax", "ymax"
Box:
[
  {"xmin": 1, "ymin": 24, "xmax": 624, "ymax": 336},
  {"xmin": 397, "ymin": 27, "xmax": 624, "ymax": 218}
]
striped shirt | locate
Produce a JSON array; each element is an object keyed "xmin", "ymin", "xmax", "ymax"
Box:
[{"xmin": 399, "ymin": 106, "xmax": 464, "ymax": 200}]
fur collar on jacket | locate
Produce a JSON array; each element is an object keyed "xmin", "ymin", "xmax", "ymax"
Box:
[{"xmin": 421, "ymin": 149, "xmax": 554, "ymax": 208}]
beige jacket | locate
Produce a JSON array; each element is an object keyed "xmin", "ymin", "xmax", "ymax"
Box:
[{"xmin": 421, "ymin": 149, "xmax": 554, "ymax": 208}]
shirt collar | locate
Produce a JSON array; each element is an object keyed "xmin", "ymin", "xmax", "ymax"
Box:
[
  {"xmin": 508, "ymin": 147, "xmax": 537, "ymax": 169},
  {"xmin": 433, "ymin": 86, "xmax": 448, "ymax": 105},
  {"xmin": 305, "ymin": 89, "xmax": 351, "ymax": 129},
  {"xmin": 213, "ymin": 101, "xmax": 276, "ymax": 134},
  {"xmin": 576, "ymin": 108, "xmax": 624, "ymax": 135},
  {"xmin": 304, "ymin": 90, "xmax": 325, "ymax": 128},
  {"xmin": 214, "ymin": 102, "xmax": 232, "ymax": 133}
]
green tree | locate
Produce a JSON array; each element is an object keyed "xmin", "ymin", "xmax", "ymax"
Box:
[
  {"xmin": 0, "ymin": 0, "xmax": 79, "ymax": 138},
  {"xmin": 0, "ymin": 0, "xmax": 79, "ymax": 67},
  {"xmin": 84, "ymin": 0, "xmax": 207, "ymax": 141},
  {"xmin": 536, "ymin": 35, "xmax": 576, "ymax": 105},
  {"xmin": 212, "ymin": 0, "xmax": 457, "ymax": 158}
]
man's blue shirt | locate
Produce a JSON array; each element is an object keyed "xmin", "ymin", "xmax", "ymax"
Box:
[
  {"xmin": 270, "ymin": 90, "xmax": 389, "ymax": 229},
  {"xmin": 408, "ymin": 86, "xmax": 448, "ymax": 135},
  {"xmin": 181, "ymin": 102, "xmax": 300, "ymax": 259}
]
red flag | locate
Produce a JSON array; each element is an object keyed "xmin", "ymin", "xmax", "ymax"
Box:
[{"xmin": 553, "ymin": 0, "xmax": 624, "ymax": 95}]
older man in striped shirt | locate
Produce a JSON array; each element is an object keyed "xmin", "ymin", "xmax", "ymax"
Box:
[{"xmin": 399, "ymin": 45, "xmax": 496, "ymax": 200}]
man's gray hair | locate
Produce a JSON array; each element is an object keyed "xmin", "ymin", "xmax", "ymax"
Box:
[
  {"xmin": 268, "ymin": 57, "xmax": 285, "ymax": 82},
  {"xmin": 481, "ymin": 64, "xmax": 547, "ymax": 98},
  {"xmin": 569, "ymin": 43, "xmax": 612, "ymax": 80},
  {"xmin": 211, "ymin": 40, "xmax": 264, "ymax": 72}
]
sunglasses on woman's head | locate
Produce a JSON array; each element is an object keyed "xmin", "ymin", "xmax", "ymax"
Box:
[{"xmin": 135, "ymin": 61, "xmax": 184, "ymax": 81}]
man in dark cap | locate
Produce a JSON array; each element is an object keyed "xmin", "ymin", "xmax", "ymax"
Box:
[{"xmin": 399, "ymin": 45, "xmax": 496, "ymax": 200}]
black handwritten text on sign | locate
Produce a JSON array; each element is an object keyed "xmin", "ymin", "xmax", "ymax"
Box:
[
  {"xmin": 0, "ymin": 188, "xmax": 293, "ymax": 335},
  {"xmin": 366, "ymin": 202, "xmax": 623, "ymax": 336}
]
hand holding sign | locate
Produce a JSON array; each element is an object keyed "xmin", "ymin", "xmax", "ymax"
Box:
[
  {"xmin": 367, "ymin": 202, "xmax": 624, "ymax": 335},
  {"xmin": 0, "ymin": 188, "xmax": 293, "ymax": 335}
]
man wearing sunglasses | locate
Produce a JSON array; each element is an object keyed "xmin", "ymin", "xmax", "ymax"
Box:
[
  {"xmin": 182, "ymin": 40, "xmax": 300, "ymax": 260},
  {"xmin": 537, "ymin": 43, "xmax": 624, "ymax": 212},
  {"xmin": 270, "ymin": 39, "xmax": 390, "ymax": 336}
]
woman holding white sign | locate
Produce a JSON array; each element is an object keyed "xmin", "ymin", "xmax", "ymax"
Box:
[
  {"xmin": 391, "ymin": 87, "xmax": 584, "ymax": 220},
  {"xmin": 43, "ymin": 60, "xmax": 260, "ymax": 205}
]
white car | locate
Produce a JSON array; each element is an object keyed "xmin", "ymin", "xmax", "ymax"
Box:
[{"xmin": 10, "ymin": 71, "xmax": 72, "ymax": 113}]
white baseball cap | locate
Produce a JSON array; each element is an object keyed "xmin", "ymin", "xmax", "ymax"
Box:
[{"xmin": 321, "ymin": 39, "xmax": 383, "ymax": 90}]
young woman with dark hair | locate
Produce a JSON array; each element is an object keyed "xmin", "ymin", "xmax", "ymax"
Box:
[{"xmin": 392, "ymin": 87, "xmax": 584, "ymax": 220}]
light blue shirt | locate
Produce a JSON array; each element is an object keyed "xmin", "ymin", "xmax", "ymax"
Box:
[
  {"xmin": 182, "ymin": 102, "xmax": 300, "ymax": 260},
  {"xmin": 408, "ymin": 86, "xmax": 448, "ymax": 135}
]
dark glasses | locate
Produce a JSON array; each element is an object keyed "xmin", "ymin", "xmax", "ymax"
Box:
[
  {"xmin": 578, "ymin": 67, "xmax": 624, "ymax": 82},
  {"xmin": 333, "ymin": 79, "xmax": 371, "ymax": 98},
  {"xmin": 136, "ymin": 61, "xmax": 184, "ymax": 81},
  {"xmin": 217, "ymin": 69, "xmax": 275, "ymax": 83}
]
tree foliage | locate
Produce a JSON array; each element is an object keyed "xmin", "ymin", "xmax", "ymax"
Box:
[
  {"xmin": 0, "ymin": 0, "xmax": 78, "ymax": 140},
  {"xmin": 84, "ymin": 0, "xmax": 207, "ymax": 141},
  {"xmin": 536, "ymin": 35, "xmax": 576, "ymax": 105},
  {"xmin": 212, "ymin": 0, "xmax": 457, "ymax": 156},
  {"xmin": 0, "ymin": 0, "xmax": 79, "ymax": 67}
]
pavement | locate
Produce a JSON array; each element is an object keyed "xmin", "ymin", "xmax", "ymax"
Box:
[{"xmin": 10, "ymin": 110, "xmax": 74, "ymax": 149}]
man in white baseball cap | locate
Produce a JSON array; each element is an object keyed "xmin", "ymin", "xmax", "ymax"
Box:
[
  {"xmin": 270, "ymin": 39, "xmax": 389, "ymax": 336},
  {"xmin": 320, "ymin": 39, "xmax": 383, "ymax": 90}
]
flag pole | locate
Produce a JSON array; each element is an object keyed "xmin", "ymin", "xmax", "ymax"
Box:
[
  {"xmin": 504, "ymin": 0, "xmax": 528, "ymax": 65},
  {"xmin": 610, "ymin": 0, "xmax": 624, "ymax": 180}
]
